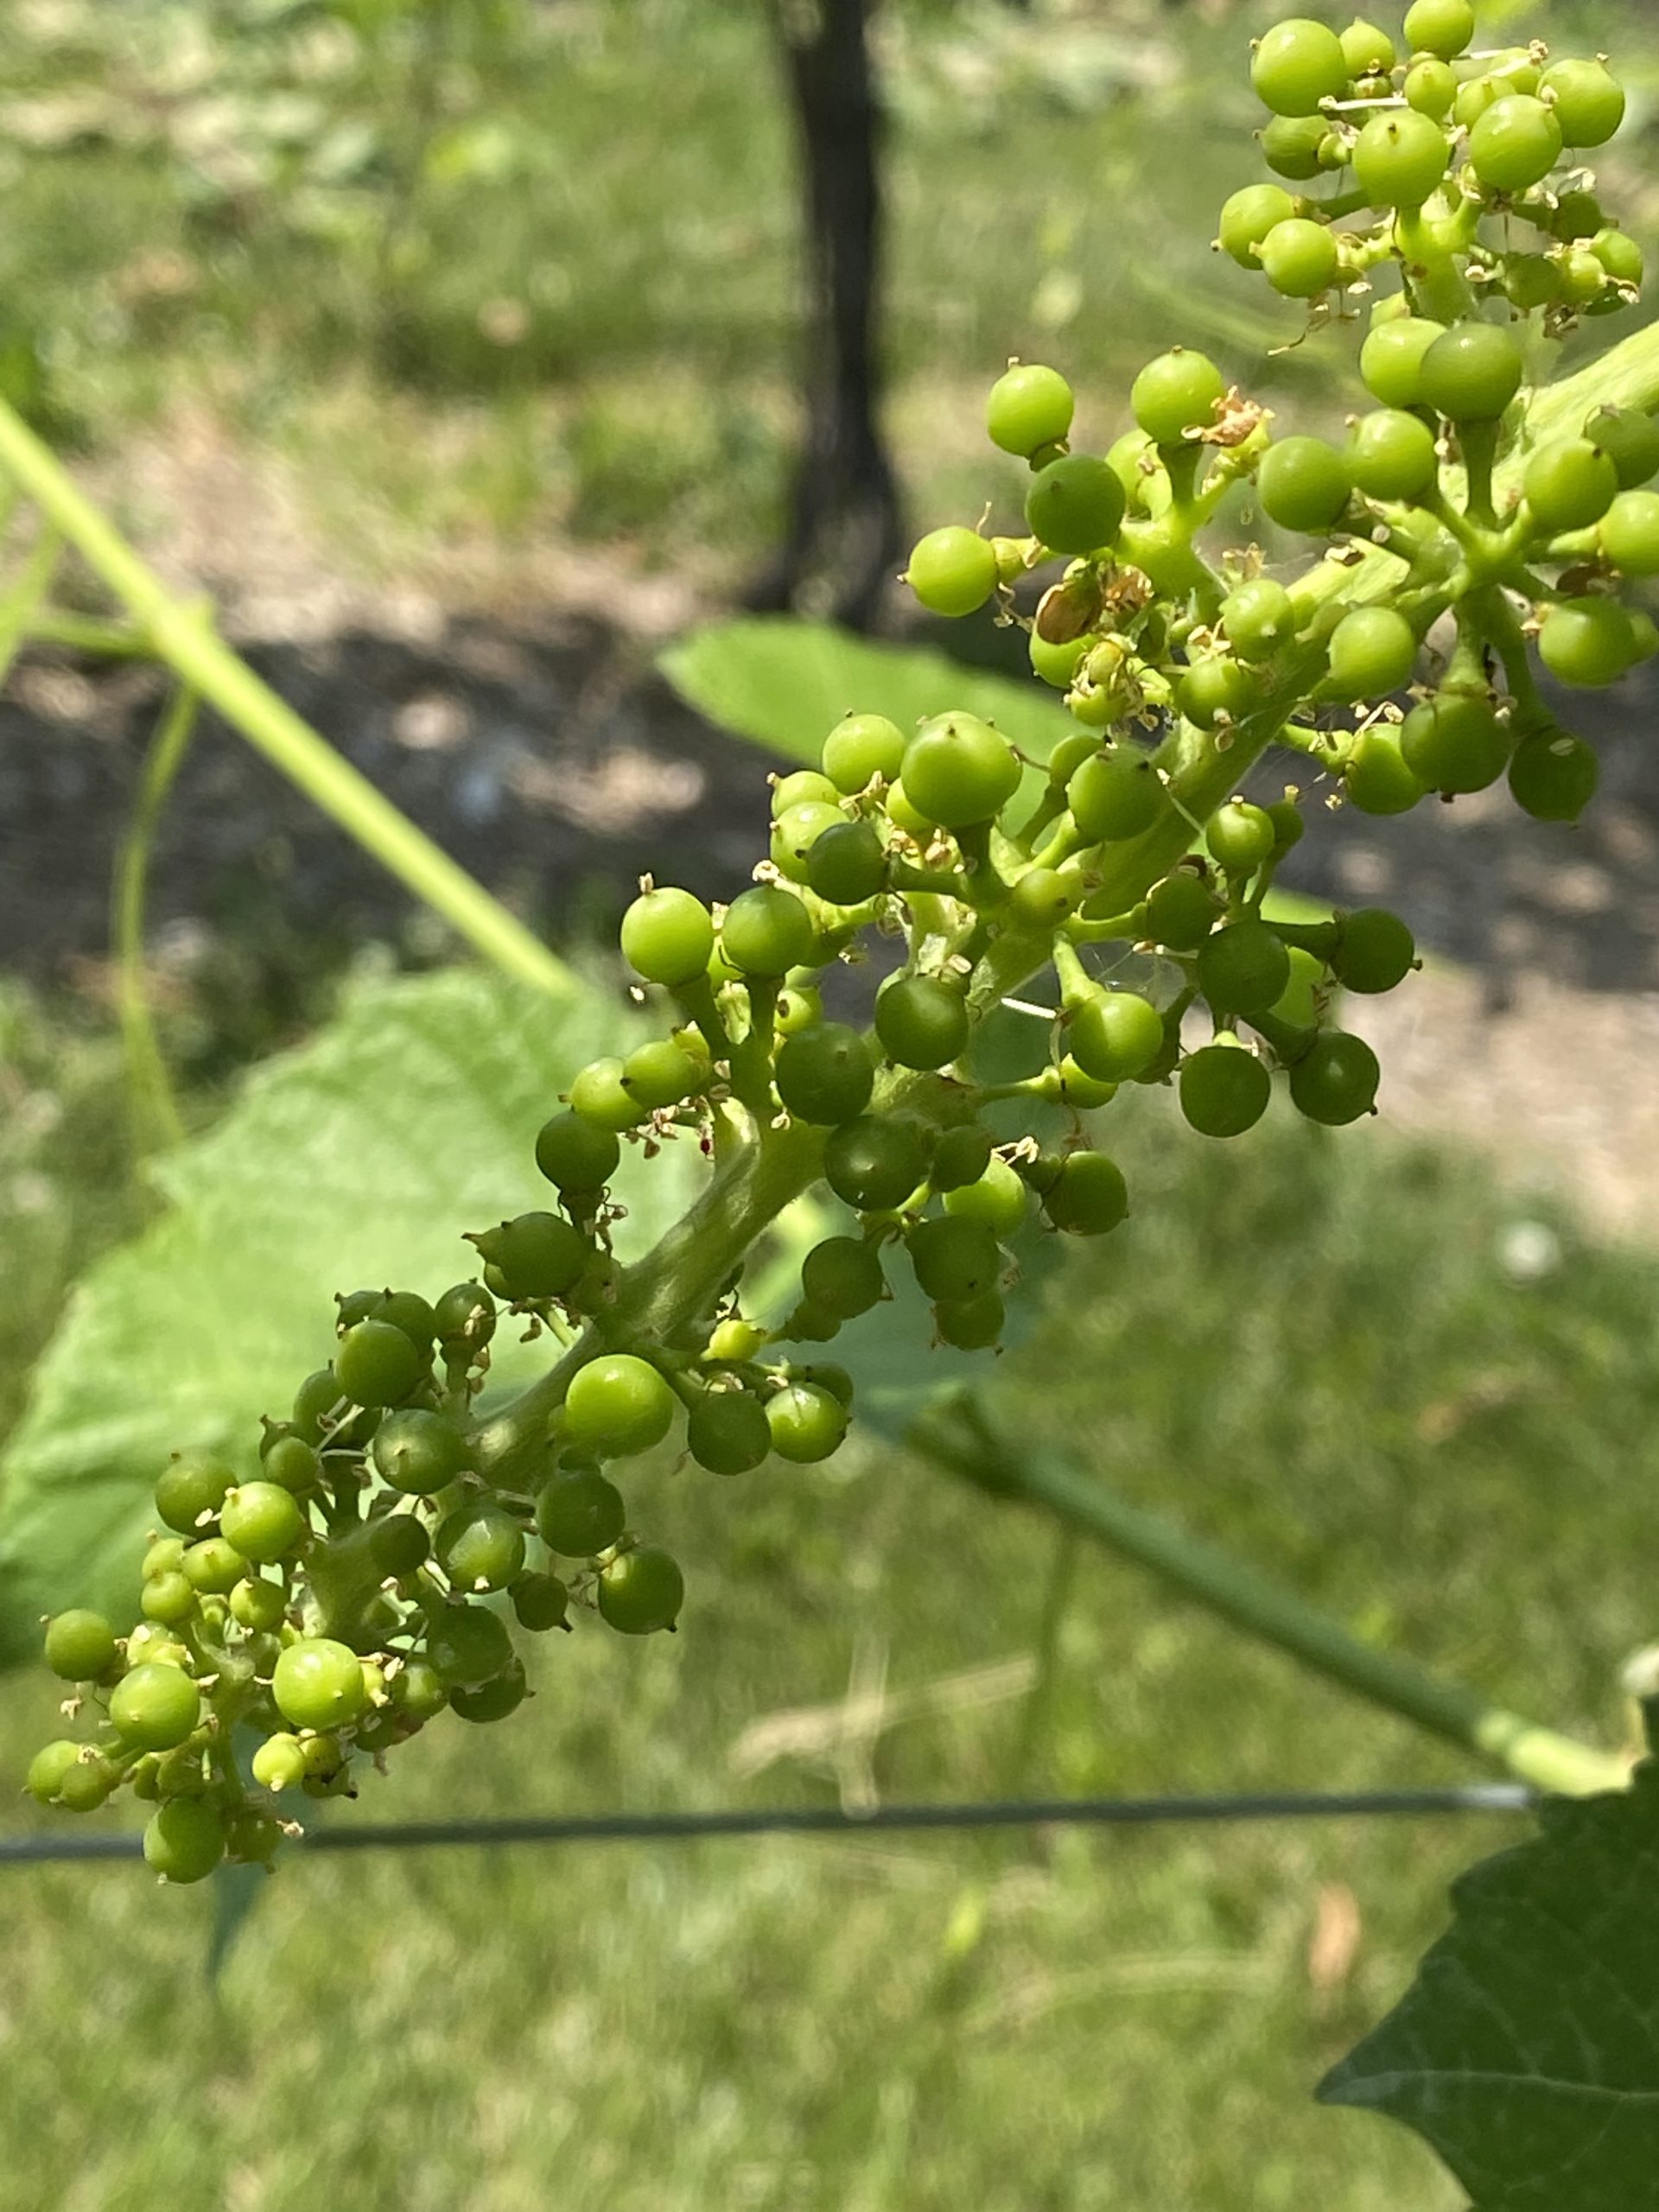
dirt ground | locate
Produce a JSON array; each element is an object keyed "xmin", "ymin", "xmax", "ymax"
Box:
[{"xmin": 4, "ymin": 423, "xmax": 1659, "ymax": 1236}]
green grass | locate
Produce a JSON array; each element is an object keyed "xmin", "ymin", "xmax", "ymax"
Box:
[{"xmin": 5, "ymin": 1074, "xmax": 1659, "ymax": 2210}]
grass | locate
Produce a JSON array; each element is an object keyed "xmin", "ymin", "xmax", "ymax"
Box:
[{"xmin": 5, "ymin": 1065, "xmax": 1659, "ymax": 2209}]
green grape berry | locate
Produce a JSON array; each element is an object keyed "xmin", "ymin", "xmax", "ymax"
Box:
[
  {"xmin": 1403, "ymin": 57, "xmax": 1457, "ymax": 118},
  {"xmin": 1145, "ymin": 869, "xmax": 1222, "ymax": 950},
  {"xmin": 511, "ymin": 1572, "xmax": 570, "ymax": 1632},
  {"xmin": 1400, "ymin": 690, "xmax": 1511, "ymax": 792},
  {"xmin": 1468, "ymin": 95, "xmax": 1563, "ymax": 194},
  {"xmin": 563, "ymin": 1352, "xmax": 677, "ymax": 1459},
  {"xmin": 806, "ymin": 819, "xmax": 888, "ymax": 906},
  {"xmin": 1257, "ymin": 437, "xmax": 1351, "ymax": 532},
  {"xmin": 1069, "ymin": 990, "xmax": 1166, "ymax": 1083},
  {"xmin": 1599, "ymin": 490, "xmax": 1659, "ymax": 575},
  {"xmin": 935, "ymin": 1292, "xmax": 1006, "ymax": 1349},
  {"xmin": 1068, "ymin": 743, "xmax": 1163, "ymax": 842},
  {"xmin": 335, "ymin": 1318, "xmax": 423, "ymax": 1408},
  {"xmin": 182, "ymin": 1537, "xmax": 245, "ymax": 1594},
  {"xmin": 1524, "ymin": 440, "xmax": 1619, "ymax": 534},
  {"xmin": 1179, "ymin": 1043, "xmax": 1273, "ymax": 1138},
  {"xmin": 908, "ymin": 1216, "xmax": 1002, "ymax": 1304},
  {"xmin": 1332, "ymin": 908, "xmax": 1416, "ymax": 994},
  {"xmin": 906, "ymin": 526, "xmax": 999, "ymax": 617},
  {"xmin": 944, "ymin": 1156, "xmax": 1028, "ymax": 1236},
  {"xmin": 1259, "ymin": 218, "xmax": 1340, "ymax": 299},
  {"xmin": 1250, "ymin": 19, "xmax": 1350, "ymax": 118},
  {"xmin": 1131, "ymin": 349, "xmax": 1227, "ymax": 446},
  {"xmin": 111, "ymin": 1662, "xmax": 201, "ymax": 1752},
  {"xmin": 771, "ymin": 800, "xmax": 844, "ymax": 885},
  {"xmin": 232, "ymin": 1574, "xmax": 290, "ymax": 1631},
  {"xmin": 1198, "ymin": 918, "xmax": 1292, "ymax": 1015},
  {"xmin": 930, "ymin": 1123, "xmax": 996, "ymax": 1192},
  {"xmin": 273, "ymin": 1637, "xmax": 368, "ymax": 1732},
  {"xmin": 1417, "ymin": 323, "xmax": 1524, "ymax": 423},
  {"xmin": 263, "ymin": 1433, "xmax": 321, "ymax": 1495},
  {"xmin": 1206, "ymin": 800, "xmax": 1276, "ymax": 873},
  {"xmin": 687, "ymin": 1391, "xmax": 772, "ymax": 1475},
  {"xmin": 621, "ymin": 1038, "xmax": 704, "ymax": 1113},
  {"xmin": 1540, "ymin": 58, "xmax": 1626, "ymax": 150},
  {"xmin": 154, "ymin": 1450, "xmax": 235, "ymax": 1535},
  {"xmin": 1509, "ymin": 728, "xmax": 1599, "ymax": 821},
  {"xmin": 1025, "ymin": 454, "xmax": 1126, "ymax": 554},
  {"xmin": 1324, "ymin": 606, "xmax": 1419, "ymax": 700},
  {"xmin": 220, "ymin": 1481, "xmax": 307, "ymax": 1565},
  {"xmin": 900, "ymin": 713, "xmax": 1021, "ymax": 830},
  {"xmin": 143, "ymin": 1798, "xmax": 225, "ymax": 1885},
  {"xmin": 1402, "ymin": 0, "xmax": 1474, "ymax": 61},
  {"xmin": 1586, "ymin": 406, "xmax": 1659, "ymax": 490},
  {"xmin": 435, "ymin": 1502, "xmax": 526, "ymax": 1592},
  {"xmin": 774, "ymin": 1022, "xmax": 874, "ymax": 1125},
  {"xmin": 620, "ymin": 887, "xmax": 715, "ymax": 988},
  {"xmin": 43, "ymin": 1610, "xmax": 118, "ymax": 1682},
  {"xmin": 597, "ymin": 1548, "xmax": 685, "ymax": 1635},
  {"xmin": 1357, "ymin": 316, "xmax": 1446, "ymax": 408},
  {"xmin": 141, "ymin": 1570, "xmax": 197, "ymax": 1625},
  {"xmin": 569, "ymin": 1057, "xmax": 645, "ymax": 1134},
  {"xmin": 721, "ymin": 885, "xmax": 816, "ymax": 978},
  {"xmin": 986, "ymin": 361, "xmax": 1075, "ymax": 458},
  {"xmin": 875, "ymin": 973, "xmax": 969, "ymax": 1071},
  {"xmin": 1339, "ymin": 18, "xmax": 1394, "ymax": 77},
  {"xmin": 536, "ymin": 1111, "xmax": 620, "ymax": 1194},
  {"xmin": 766, "ymin": 1382, "xmax": 849, "ymax": 1464},
  {"xmin": 1040, "ymin": 1151, "xmax": 1129, "ymax": 1235},
  {"xmin": 1346, "ymin": 409, "xmax": 1439, "ymax": 501},
  {"xmin": 1217, "ymin": 184, "xmax": 1297, "ymax": 270},
  {"xmin": 1177, "ymin": 656, "xmax": 1257, "ymax": 731},
  {"xmin": 1223, "ymin": 577, "xmax": 1298, "ymax": 663},
  {"xmin": 426, "ymin": 1605, "xmax": 513, "ymax": 1688},
  {"xmin": 450, "ymin": 1660, "xmax": 530, "ymax": 1724},
  {"xmin": 372, "ymin": 1408, "xmax": 467, "ymax": 1496},
  {"xmin": 27, "ymin": 1739, "xmax": 85, "ymax": 1805},
  {"xmin": 1261, "ymin": 114, "xmax": 1334, "ymax": 181},
  {"xmin": 1354, "ymin": 110, "xmax": 1448, "ymax": 209},
  {"xmin": 1345, "ymin": 725, "xmax": 1427, "ymax": 814},
  {"xmin": 1288, "ymin": 1031, "xmax": 1380, "ymax": 1124},
  {"xmin": 801, "ymin": 1236, "xmax": 887, "ymax": 1320},
  {"xmin": 823, "ymin": 712, "xmax": 907, "ymax": 793},
  {"xmin": 251, "ymin": 1732, "xmax": 308, "ymax": 1792},
  {"xmin": 1537, "ymin": 596, "xmax": 1637, "ymax": 688}
]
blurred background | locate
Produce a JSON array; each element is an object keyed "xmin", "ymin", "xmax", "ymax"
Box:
[{"xmin": 4, "ymin": 1, "xmax": 1659, "ymax": 2205}]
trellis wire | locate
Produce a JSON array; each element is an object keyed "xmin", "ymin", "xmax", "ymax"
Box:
[{"xmin": 0, "ymin": 1783, "xmax": 1536, "ymax": 1865}]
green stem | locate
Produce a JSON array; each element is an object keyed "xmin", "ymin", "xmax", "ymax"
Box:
[
  {"xmin": 914, "ymin": 1402, "xmax": 1626, "ymax": 1799},
  {"xmin": 0, "ymin": 399, "xmax": 572, "ymax": 1001},
  {"xmin": 112, "ymin": 683, "xmax": 199, "ymax": 1160}
]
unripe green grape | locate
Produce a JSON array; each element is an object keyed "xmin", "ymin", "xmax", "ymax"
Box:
[
  {"xmin": 1217, "ymin": 183, "xmax": 1297, "ymax": 270},
  {"xmin": 1288, "ymin": 1031, "xmax": 1380, "ymax": 1124},
  {"xmin": 1339, "ymin": 17, "xmax": 1394, "ymax": 76},
  {"xmin": 143, "ymin": 1799, "xmax": 225, "ymax": 1885},
  {"xmin": 1560, "ymin": 245, "xmax": 1610, "ymax": 308},
  {"xmin": 536, "ymin": 1111, "xmax": 620, "ymax": 1195},
  {"xmin": 1198, "ymin": 918, "xmax": 1292, "ymax": 1016},
  {"xmin": 182, "ymin": 1536, "xmax": 246, "ymax": 1594},
  {"xmin": 935, "ymin": 1292, "xmax": 1006, "ymax": 1350},
  {"xmin": 451, "ymin": 1658, "xmax": 529, "ymax": 1724},
  {"xmin": 1046, "ymin": 730, "xmax": 1100, "ymax": 788},
  {"xmin": 930, "ymin": 1122, "xmax": 996, "ymax": 1193},
  {"xmin": 1345, "ymin": 725, "xmax": 1426, "ymax": 813},
  {"xmin": 1257, "ymin": 436, "xmax": 1351, "ymax": 532},
  {"xmin": 1007, "ymin": 865, "xmax": 1080, "ymax": 931},
  {"xmin": 823, "ymin": 1114, "xmax": 931, "ymax": 1214},
  {"xmin": 775, "ymin": 984, "xmax": 822, "ymax": 1036},
  {"xmin": 1177, "ymin": 655, "xmax": 1257, "ymax": 730},
  {"xmin": 1069, "ymin": 990, "xmax": 1165, "ymax": 1083},
  {"xmin": 334, "ymin": 1287, "xmax": 385, "ymax": 1332},
  {"xmin": 1260, "ymin": 114, "xmax": 1331, "ymax": 181},
  {"xmin": 1537, "ymin": 596, "xmax": 1637, "ymax": 688},
  {"xmin": 335, "ymin": 1317, "xmax": 423, "ymax": 1407},
  {"xmin": 770, "ymin": 800, "xmax": 843, "ymax": 884},
  {"xmin": 1271, "ymin": 944, "xmax": 1325, "ymax": 1029},
  {"xmin": 901, "ymin": 712, "xmax": 1021, "ymax": 829},
  {"xmin": 1179, "ymin": 1043, "xmax": 1273, "ymax": 1138},
  {"xmin": 1404, "ymin": 58, "xmax": 1457, "ymax": 118},
  {"xmin": 372, "ymin": 1408, "xmax": 467, "ymax": 1495},
  {"xmin": 986, "ymin": 362, "xmax": 1075, "ymax": 458},
  {"xmin": 1030, "ymin": 630, "xmax": 1093, "ymax": 690},
  {"xmin": 1057, "ymin": 1057, "xmax": 1120, "ymax": 1108},
  {"xmin": 1358, "ymin": 317, "xmax": 1448, "ymax": 411},
  {"xmin": 375, "ymin": 1291, "xmax": 437, "ymax": 1353},
  {"xmin": 1222, "ymin": 576, "xmax": 1298, "ymax": 663},
  {"xmin": 263, "ymin": 1433, "xmax": 321, "ymax": 1495},
  {"xmin": 885, "ymin": 780, "xmax": 934, "ymax": 838},
  {"xmin": 44, "ymin": 1609, "xmax": 118, "ymax": 1681},
  {"xmin": 124, "ymin": 1624, "xmax": 188, "ymax": 1669},
  {"xmin": 1042, "ymin": 1150, "xmax": 1130, "ymax": 1236},
  {"xmin": 142, "ymin": 1568, "xmax": 197, "ymax": 1624},
  {"xmin": 801, "ymin": 1236, "xmax": 886, "ymax": 1319},
  {"xmin": 1402, "ymin": 0, "xmax": 1473, "ymax": 60},
  {"xmin": 220, "ymin": 1481, "xmax": 306, "ymax": 1565},
  {"xmin": 1325, "ymin": 606, "xmax": 1419, "ymax": 700},
  {"xmin": 620, "ymin": 887, "xmax": 715, "ymax": 988},
  {"xmin": 1586, "ymin": 406, "xmax": 1659, "ymax": 490},
  {"xmin": 1552, "ymin": 189, "xmax": 1606, "ymax": 243},
  {"xmin": 1251, "ymin": 18, "xmax": 1350, "ymax": 117},
  {"xmin": 1468, "ymin": 95, "xmax": 1562, "ymax": 194},
  {"xmin": 154, "ymin": 1450, "xmax": 235, "ymax": 1535},
  {"xmin": 505, "ymin": 1571, "xmax": 568, "ymax": 1633},
  {"xmin": 773, "ymin": 769, "xmax": 840, "ymax": 814},
  {"xmin": 1592, "ymin": 228, "xmax": 1643, "ymax": 289},
  {"xmin": 1346, "ymin": 409, "xmax": 1440, "ymax": 500},
  {"xmin": 1400, "ymin": 691, "xmax": 1510, "ymax": 792},
  {"xmin": 1206, "ymin": 799, "xmax": 1276, "ymax": 873},
  {"xmin": 1502, "ymin": 253, "xmax": 1566, "ymax": 313},
  {"xmin": 823, "ymin": 711, "xmax": 906, "ymax": 792},
  {"xmin": 251, "ymin": 1732, "xmax": 308, "ymax": 1791},
  {"xmin": 944, "ymin": 1157, "xmax": 1028, "ymax": 1236},
  {"xmin": 906, "ymin": 526, "xmax": 999, "ymax": 617},
  {"xmin": 111, "ymin": 1662, "xmax": 201, "ymax": 1751},
  {"xmin": 563, "ymin": 1352, "xmax": 676, "ymax": 1459},
  {"xmin": 774, "ymin": 1022, "xmax": 874, "ymax": 1125},
  {"xmin": 1067, "ymin": 743, "xmax": 1163, "ymax": 841},
  {"xmin": 806, "ymin": 818, "xmax": 888, "ymax": 906},
  {"xmin": 874, "ymin": 974, "xmax": 969, "ymax": 1072},
  {"xmin": 1509, "ymin": 728, "xmax": 1599, "ymax": 821},
  {"xmin": 435, "ymin": 1502, "xmax": 526, "ymax": 1592},
  {"xmin": 1524, "ymin": 440, "xmax": 1619, "ymax": 534},
  {"xmin": 1131, "ymin": 349, "xmax": 1227, "ymax": 446},
  {"xmin": 686, "ymin": 1390, "xmax": 772, "ymax": 1475},
  {"xmin": 273, "ymin": 1637, "xmax": 367, "ymax": 1731},
  {"xmin": 290, "ymin": 1367, "xmax": 348, "ymax": 1446},
  {"xmin": 226, "ymin": 1809, "xmax": 283, "ymax": 1866},
  {"xmin": 27, "ymin": 1739, "xmax": 84, "ymax": 1805},
  {"xmin": 1259, "ymin": 217, "xmax": 1340, "ymax": 298},
  {"xmin": 1540, "ymin": 59, "xmax": 1626, "ymax": 149},
  {"xmin": 1354, "ymin": 110, "xmax": 1448, "ymax": 209},
  {"xmin": 621, "ymin": 1037, "xmax": 703, "ymax": 1112},
  {"xmin": 1024, "ymin": 454, "xmax": 1126, "ymax": 556},
  {"xmin": 908, "ymin": 1216, "xmax": 1001, "ymax": 1304},
  {"xmin": 1333, "ymin": 908, "xmax": 1416, "ymax": 994},
  {"xmin": 427, "ymin": 1605, "xmax": 513, "ymax": 1689},
  {"xmin": 597, "ymin": 1548, "xmax": 685, "ymax": 1636},
  {"xmin": 481, "ymin": 1211, "xmax": 590, "ymax": 1300},
  {"xmin": 1418, "ymin": 323, "xmax": 1524, "ymax": 423},
  {"xmin": 721, "ymin": 884, "xmax": 816, "ymax": 977},
  {"xmin": 231, "ymin": 1575, "xmax": 290, "ymax": 1632},
  {"xmin": 1599, "ymin": 490, "xmax": 1659, "ymax": 575},
  {"xmin": 766, "ymin": 1382, "xmax": 849, "ymax": 1464},
  {"xmin": 143, "ymin": 1535, "xmax": 186, "ymax": 1579},
  {"xmin": 1145, "ymin": 869, "xmax": 1222, "ymax": 950}
]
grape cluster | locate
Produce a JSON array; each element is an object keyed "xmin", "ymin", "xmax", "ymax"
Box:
[{"xmin": 29, "ymin": 5, "xmax": 1656, "ymax": 1877}]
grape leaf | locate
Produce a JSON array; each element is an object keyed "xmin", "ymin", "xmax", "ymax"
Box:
[
  {"xmin": 1319, "ymin": 1756, "xmax": 1658, "ymax": 2209},
  {"xmin": 0, "ymin": 965, "xmax": 700, "ymax": 1656},
  {"xmin": 660, "ymin": 615, "xmax": 1073, "ymax": 769}
]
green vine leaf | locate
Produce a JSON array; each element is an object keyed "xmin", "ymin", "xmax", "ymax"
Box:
[
  {"xmin": 0, "ymin": 966, "xmax": 695, "ymax": 1657},
  {"xmin": 660, "ymin": 615, "xmax": 1074, "ymax": 769},
  {"xmin": 1319, "ymin": 1758, "xmax": 1658, "ymax": 2209}
]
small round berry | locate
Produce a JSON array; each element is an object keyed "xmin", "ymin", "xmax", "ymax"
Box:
[
  {"xmin": 1332, "ymin": 909, "xmax": 1416, "ymax": 995},
  {"xmin": 43, "ymin": 1609, "xmax": 118, "ymax": 1682},
  {"xmin": 621, "ymin": 1037, "xmax": 704, "ymax": 1112},
  {"xmin": 1592, "ymin": 228, "xmax": 1643, "ymax": 289},
  {"xmin": 771, "ymin": 799, "xmax": 844, "ymax": 885},
  {"xmin": 597, "ymin": 1548, "xmax": 685, "ymax": 1635},
  {"xmin": 141, "ymin": 1571, "xmax": 197, "ymax": 1625},
  {"xmin": 766, "ymin": 1382, "xmax": 849, "ymax": 1464},
  {"xmin": 1260, "ymin": 113, "xmax": 1334, "ymax": 181},
  {"xmin": 262, "ymin": 1433, "xmax": 321, "ymax": 1495},
  {"xmin": 1222, "ymin": 576, "xmax": 1298, "ymax": 662},
  {"xmin": 906, "ymin": 526, "xmax": 999, "ymax": 618},
  {"xmin": 273, "ymin": 1637, "xmax": 367, "ymax": 1732},
  {"xmin": 1509, "ymin": 728, "xmax": 1599, "ymax": 821},
  {"xmin": 154, "ymin": 1450, "xmax": 235, "ymax": 1535},
  {"xmin": 1259, "ymin": 218, "xmax": 1340, "ymax": 298},
  {"xmin": 450, "ymin": 1658, "xmax": 529, "ymax": 1724},
  {"xmin": 1251, "ymin": 18, "xmax": 1351, "ymax": 117},
  {"xmin": 935, "ymin": 1292, "xmax": 1006, "ymax": 1349},
  {"xmin": 1402, "ymin": 0, "xmax": 1474, "ymax": 61},
  {"xmin": 251, "ymin": 1732, "xmax": 308, "ymax": 1792},
  {"xmin": 27, "ymin": 1739, "xmax": 84, "ymax": 1805},
  {"xmin": 220, "ymin": 1480, "xmax": 307, "ymax": 1565},
  {"xmin": 1525, "ymin": 440, "xmax": 1619, "ymax": 535},
  {"xmin": 1400, "ymin": 691, "xmax": 1510, "ymax": 792},
  {"xmin": 372, "ymin": 1408, "xmax": 467, "ymax": 1496},
  {"xmin": 620, "ymin": 887, "xmax": 715, "ymax": 988},
  {"xmin": 1067, "ymin": 744, "xmax": 1164, "ymax": 841},
  {"xmin": 1069, "ymin": 990, "xmax": 1165, "ymax": 1083},
  {"xmin": 774, "ymin": 1022, "xmax": 874, "ymax": 1125},
  {"xmin": 1324, "ymin": 606, "xmax": 1419, "ymax": 701},
  {"xmin": 1403, "ymin": 57, "xmax": 1457, "ymax": 118},
  {"xmin": 427, "ymin": 1605, "xmax": 513, "ymax": 1688},
  {"xmin": 1346, "ymin": 409, "xmax": 1439, "ymax": 500},
  {"xmin": 1599, "ymin": 490, "xmax": 1659, "ymax": 575},
  {"xmin": 823, "ymin": 711, "xmax": 906, "ymax": 792},
  {"xmin": 435, "ymin": 1502, "xmax": 526, "ymax": 1592},
  {"xmin": 111, "ymin": 1662, "xmax": 201, "ymax": 1752},
  {"xmin": 1537, "ymin": 596, "xmax": 1637, "ymax": 688},
  {"xmin": 823, "ymin": 1114, "xmax": 931, "ymax": 1213},
  {"xmin": 511, "ymin": 1571, "xmax": 570, "ymax": 1632},
  {"xmin": 900, "ymin": 713, "xmax": 1021, "ymax": 829},
  {"xmin": 1339, "ymin": 18, "xmax": 1395, "ymax": 76},
  {"xmin": 232, "ymin": 1574, "xmax": 290, "ymax": 1630},
  {"xmin": 536, "ymin": 1111, "xmax": 621, "ymax": 1194},
  {"xmin": 1257, "ymin": 437, "xmax": 1351, "ymax": 532},
  {"xmin": 1586, "ymin": 406, "xmax": 1659, "ymax": 490},
  {"xmin": 1288, "ymin": 1032, "xmax": 1380, "ymax": 1124},
  {"xmin": 535, "ymin": 1468, "xmax": 626, "ymax": 1555},
  {"xmin": 1354, "ymin": 110, "xmax": 1448, "ymax": 208},
  {"xmin": 481, "ymin": 1211, "xmax": 591, "ymax": 1301},
  {"xmin": 801, "ymin": 1236, "xmax": 887, "ymax": 1320},
  {"xmin": 875, "ymin": 974, "xmax": 970, "ymax": 1071},
  {"xmin": 944, "ymin": 1157, "xmax": 1028, "ymax": 1236},
  {"xmin": 1539, "ymin": 58, "xmax": 1626, "ymax": 149},
  {"xmin": 1206, "ymin": 800, "xmax": 1276, "ymax": 874},
  {"xmin": 1025, "ymin": 454, "xmax": 1126, "ymax": 555},
  {"xmin": 1346, "ymin": 725, "xmax": 1427, "ymax": 814},
  {"xmin": 182, "ymin": 1536, "xmax": 245, "ymax": 1594},
  {"xmin": 143, "ymin": 1798, "xmax": 225, "ymax": 1885},
  {"xmin": 1179, "ymin": 1044, "xmax": 1273, "ymax": 1138},
  {"xmin": 1358, "ymin": 316, "xmax": 1447, "ymax": 409},
  {"xmin": 1040, "ymin": 1151, "xmax": 1129, "ymax": 1235},
  {"xmin": 1468, "ymin": 94, "xmax": 1563, "ymax": 193},
  {"xmin": 807, "ymin": 818, "xmax": 888, "ymax": 906},
  {"xmin": 1131, "ymin": 349, "xmax": 1227, "ymax": 446},
  {"xmin": 563, "ymin": 1353, "xmax": 677, "ymax": 1459},
  {"xmin": 908, "ymin": 1217, "xmax": 1002, "ymax": 1305},
  {"xmin": 1417, "ymin": 323, "xmax": 1524, "ymax": 423},
  {"xmin": 985, "ymin": 363, "xmax": 1075, "ymax": 457},
  {"xmin": 335, "ymin": 1317, "xmax": 423, "ymax": 1408},
  {"xmin": 1198, "ymin": 918, "xmax": 1292, "ymax": 1016},
  {"xmin": 1145, "ymin": 869, "xmax": 1222, "ymax": 950},
  {"xmin": 687, "ymin": 1391, "xmax": 772, "ymax": 1475},
  {"xmin": 1217, "ymin": 183, "xmax": 1297, "ymax": 270},
  {"xmin": 721, "ymin": 884, "xmax": 816, "ymax": 977},
  {"xmin": 1178, "ymin": 657, "xmax": 1257, "ymax": 731}
]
